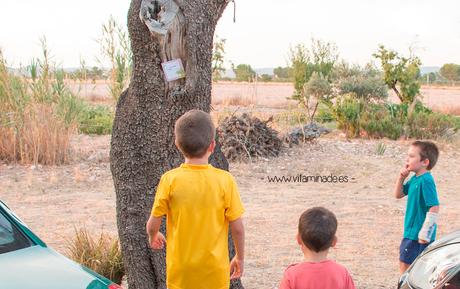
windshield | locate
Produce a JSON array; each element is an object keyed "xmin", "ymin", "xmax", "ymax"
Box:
[{"xmin": 0, "ymin": 210, "xmax": 33, "ymax": 254}]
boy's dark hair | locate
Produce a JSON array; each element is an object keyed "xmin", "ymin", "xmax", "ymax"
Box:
[
  {"xmin": 298, "ymin": 207, "xmax": 337, "ymax": 253},
  {"xmin": 175, "ymin": 109, "xmax": 215, "ymax": 158},
  {"xmin": 411, "ymin": 140, "xmax": 439, "ymax": 170}
]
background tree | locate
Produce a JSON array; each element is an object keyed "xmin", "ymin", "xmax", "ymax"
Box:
[
  {"xmin": 302, "ymin": 72, "xmax": 333, "ymax": 122},
  {"xmin": 273, "ymin": 66, "xmax": 292, "ymax": 80},
  {"xmin": 420, "ymin": 72, "xmax": 437, "ymax": 84},
  {"xmin": 212, "ymin": 36, "xmax": 226, "ymax": 81},
  {"xmin": 110, "ymin": 1, "xmax": 243, "ymax": 289},
  {"xmin": 289, "ymin": 43, "xmax": 310, "ymax": 94},
  {"xmin": 289, "ymin": 39, "xmax": 338, "ymax": 100},
  {"xmin": 373, "ymin": 45, "xmax": 421, "ymax": 104},
  {"xmin": 259, "ymin": 74, "xmax": 272, "ymax": 82},
  {"xmin": 87, "ymin": 66, "xmax": 105, "ymax": 82},
  {"xmin": 439, "ymin": 63, "xmax": 460, "ymax": 85},
  {"xmin": 336, "ymin": 63, "xmax": 388, "ymax": 101},
  {"xmin": 289, "ymin": 39, "xmax": 338, "ymax": 123},
  {"xmin": 232, "ymin": 63, "xmax": 255, "ymax": 82}
]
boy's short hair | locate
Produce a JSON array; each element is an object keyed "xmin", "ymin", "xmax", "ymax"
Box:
[
  {"xmin": 298, "ymin": 207, "xmax": 337, "ymax": 253},
  {"xmin": 411, "ymin": 140, "xmax": 439, "ymax": 170},
  {"xmin": 175, "ymin": 109, "xmax": 215, "ymax": 158}
]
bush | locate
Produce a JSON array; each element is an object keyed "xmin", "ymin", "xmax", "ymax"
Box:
[
  {"xmin": 78, "ymin": 105, "xmax": 114, "ymax": 135},
  {"xmin": 332, "ymin": 97, "xmax": 460, "ymax": 140},
  {"xmin": 332, "ymin": 95, "xmax": 364, "ymax": 137},
  {"xmin": 407, "ymin": 112, "xmax": 460, "ymax": 140},
  {"xmin": 337, "ymin": 75, "xmax": 388, "ymax": 101},
  {"xmin": 66, "ymin": 228, "xmax": 124, "ymax": 285},
  {"xmin": 385, "ymin": 101, "xmax": 432, "ymax": 119},
  {"xmin": 361, "ymin": 105, "xmax": 404, "ymax": 140},
  {"xmin": 315, "ymin": 104, "xmax": 334, "ymax": 123}
]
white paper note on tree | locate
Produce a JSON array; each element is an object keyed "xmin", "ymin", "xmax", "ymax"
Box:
[{"xmin": 161, "ymin": 59, "xmax": 185, "ymax": 82}]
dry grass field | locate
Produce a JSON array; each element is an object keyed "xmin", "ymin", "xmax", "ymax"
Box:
[{"xmin": 68, "ymin": 81, "xmax": 460, "ymax": 114}]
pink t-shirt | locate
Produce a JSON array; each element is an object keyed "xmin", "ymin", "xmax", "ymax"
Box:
[{"xmin": 279, "ymin": 260, "xmax": 356, "ymax": 289}]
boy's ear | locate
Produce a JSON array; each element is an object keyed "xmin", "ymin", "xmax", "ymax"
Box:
[
  {"xmin": 296, "ymin": 233, "xmax": 302, "ymax": 246},
  {"xmin": 208, "ymin": 139, "xmax": 216, "ymax": 153},
  {"xmin": 422, "ymin": 158, "xmax": 430, "ymax": 168},
  {"xmin": 174, "ymin": 138, "xmax": 183, "ymax": 154},
  {"xmin": 331, "ymin": 235, "xmax": 338, "ymax": 248}
]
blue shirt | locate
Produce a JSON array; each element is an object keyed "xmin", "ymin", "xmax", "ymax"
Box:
[{"xmin": 403, "ymin": 172, "xmax": 440, "ymax": 241}]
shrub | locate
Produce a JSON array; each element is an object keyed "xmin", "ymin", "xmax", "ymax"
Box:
[
  {"xmin": 338, "ymin": 75, "xmax": 388, "ymax": 101},
  {"xmin": 315, "ymin": 104, "xmax": 334, "ymax": 123},
  {"xmin": 78, "ymin": 105, "xmax": 114, "ymax": 135},
  {"xmin": 66, "ymin": 228, "xmax": 124, "ymax": 285},
  {"xmin": 332, "ymin": 97, "xmax": 459, "ymax": 141},
  {"xmin": 332, "ymin": 95, "xmax": 364, "ymax": 137},
  {"xmin": 361, "ymin": 105, "xmax": 404, "ymax": 140},
  {"xmin": 385, "ymin": 101, "xmax": 432, "ymax": 119},
  {"xmin": 407, "ymin": 112, "xmax": 460, "ymax": 139}
]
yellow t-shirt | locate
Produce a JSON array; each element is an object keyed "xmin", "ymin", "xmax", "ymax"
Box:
[{"xmin": 151, "ymin": 163, "xmax": 245, "ymax": 289}]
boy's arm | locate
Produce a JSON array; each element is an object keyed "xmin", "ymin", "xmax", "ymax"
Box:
[
  {"xmin": 229, "ymin": 218, "xmax": 245, "ymax": 279},
  {"xmin": 147, "ymin": 174, "xmax": 169, "ymax": 249},
  {"xmin": 418, "ymin": 205, "xmax": 439, "ymax": 244},
  {"xmin": 146, "ymin": 215, "xmax": 165, "ymax": 249},
  {"xmin": 419, "ymin": 178, "xmax": 440, "ymax": 243},
  {"xmin": 395, "ymin": 166, "xmax": 410, "ymax": 199}
]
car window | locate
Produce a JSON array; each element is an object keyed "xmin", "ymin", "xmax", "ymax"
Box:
[{"xmin": 0, "ymin": 211, "xmax": 33, "ymax": 254}]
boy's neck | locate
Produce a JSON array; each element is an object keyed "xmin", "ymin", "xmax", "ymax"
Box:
[
  {"xmin": 301, "ymin": 246, "xmax": 329, "ymax": 263},
  {"xmin": 184, "ymin": 156, "xmax": 209, "ymax": 165},
  {"xmin": 415, "ymin": 168, "xmax": 429, "ymax": 176}
]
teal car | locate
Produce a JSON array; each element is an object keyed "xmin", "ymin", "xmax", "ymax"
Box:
[{"xmin": 0, "ymin": 200, "xmax": 123, "ymax": 289}]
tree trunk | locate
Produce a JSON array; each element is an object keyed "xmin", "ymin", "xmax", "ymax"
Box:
[
  {"xmin": 391, "ymin": 84, "xmax": 403, "ymax": 103},
  {"xmin": 110, "ymin": 1, "xmax": 243, "ymax": 289}
]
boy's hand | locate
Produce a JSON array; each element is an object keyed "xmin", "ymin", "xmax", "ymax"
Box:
[
  {"xmin": 400, "ymin": 165, "xmax": 410, "ymax": 180},
  {"xmin": 418, "ymin": 239, "xmax": 428, "ymax": 244},
  {"xmin": 149, "ymin": 232, "xmax": 166, "ymax": 250},
  {"xmin": 230, "ymin": 256, "xmax": 244, "ymax": 279}
]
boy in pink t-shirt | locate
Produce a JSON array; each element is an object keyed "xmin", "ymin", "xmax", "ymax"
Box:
[{"xmin": 279, "ymin": 207, "xmax": 355, "ymax": 289}]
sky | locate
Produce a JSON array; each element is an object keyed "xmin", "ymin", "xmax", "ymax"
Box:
[{"xmin": 1, "ymin": 0, "xmax": 459, "ymax": 69}]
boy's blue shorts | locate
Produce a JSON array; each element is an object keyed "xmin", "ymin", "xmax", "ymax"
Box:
[{"xmin": 399, "ymin": 238, "xmax": 431, "ymax": 264}]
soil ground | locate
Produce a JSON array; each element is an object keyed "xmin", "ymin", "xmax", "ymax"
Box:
[{"xmin": 1, "ymin": 133, "xmax": 460, "ymax": 289}]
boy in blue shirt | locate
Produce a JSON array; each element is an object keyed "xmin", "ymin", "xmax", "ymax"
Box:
[{"xmin": 394, "ymin": 140, "xmax": 440, "ymax": 273}]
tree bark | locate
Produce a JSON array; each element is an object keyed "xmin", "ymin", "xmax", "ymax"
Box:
[
  {"xmin": 110, "ymin": 1, "xmax": 243, "ymax": 289},
  {"xmin": 391, "ymin": 84, "xmax": 403, "ymax": 103}
]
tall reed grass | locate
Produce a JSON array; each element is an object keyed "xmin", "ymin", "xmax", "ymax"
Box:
[
  {"xmin": 0, "ymin": 39, "xmax": 83, "ymax": 165},
  {"xmin": 98, "ymin": 16, "xmax": 132, "ymax": 101}
]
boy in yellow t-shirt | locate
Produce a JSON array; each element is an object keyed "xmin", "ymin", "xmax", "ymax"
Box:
[{"xmin": 146, "ymin": 109, "xmax": 245, "ymax": 289}]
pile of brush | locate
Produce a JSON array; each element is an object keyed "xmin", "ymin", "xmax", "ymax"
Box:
[
  {"xmin": 218, "ymin": 113, "xmax": 282, "ymax": 161},
  {"xmin": 284, "ymin": 122, "xmax": 330, "ymax": 146}
]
